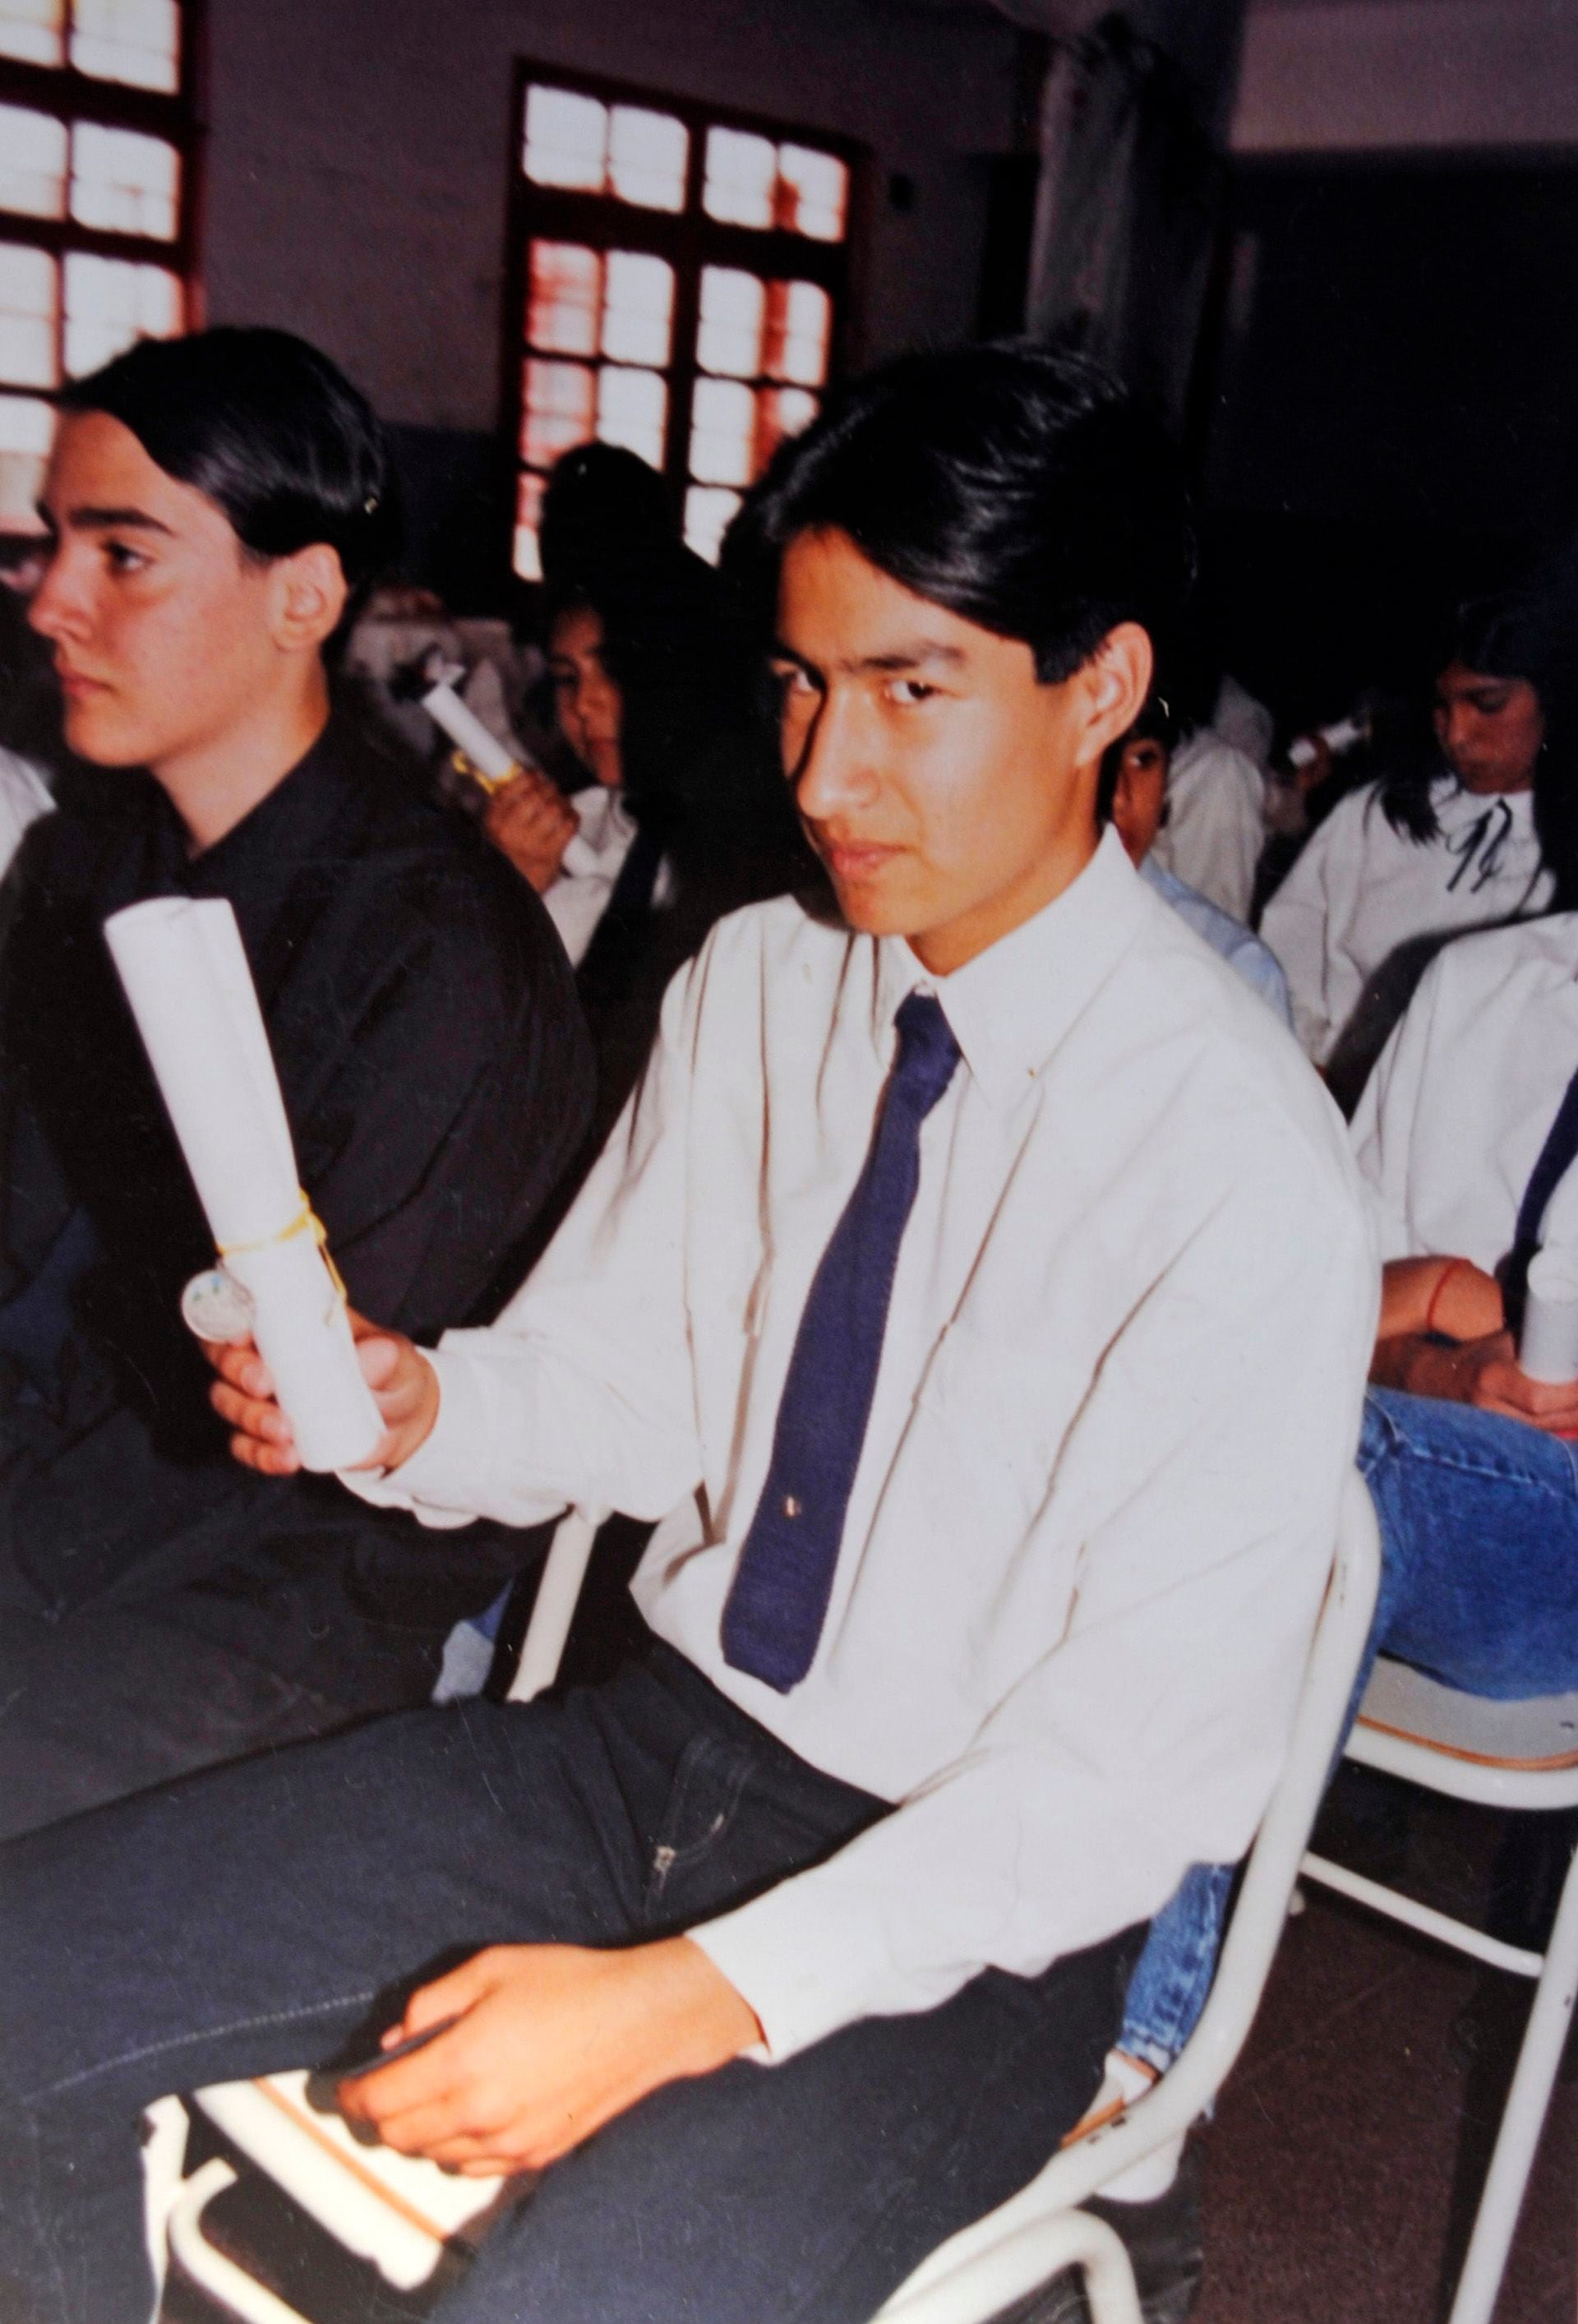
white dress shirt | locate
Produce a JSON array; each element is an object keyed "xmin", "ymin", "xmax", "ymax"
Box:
[
  {"xmin": 1148, "ymin": 726, "xmax": 1266, "ymax": 921},
  {"xmin": 539, "ymin": 785, "xmax": 639, "ymax": 968},
  {"xmin": 1352, "ymin": 911, "xmax": 1578, "ymax": 1268},
  {"xmin": 0, "ymin": 746, "xmax": 51, "ymax": 882},
  {"xmin": 1262, "ymin": 774, "xmax": 1553, "ymax": 1066},
  {"xmin": 357, "ymin": 829, "xmax": 1375, "ymax": 2058}
]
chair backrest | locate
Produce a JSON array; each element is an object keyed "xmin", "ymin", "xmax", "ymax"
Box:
[{"xmin": 950, "ymin": 1467, "xmax": 1382, "ymax": 2221}]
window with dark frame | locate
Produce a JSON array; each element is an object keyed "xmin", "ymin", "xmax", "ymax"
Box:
[
  {"xmin": 509, "ymin": 67, "xmax": 861, "ymax": 578},
  {"xmin": 0, "ymin": 0, "xmax": 199, "ymax": 534}
]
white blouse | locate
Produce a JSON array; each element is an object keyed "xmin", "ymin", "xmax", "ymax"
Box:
[
  {"xmin": 1262, "ymin": 774, "xmax": 1553, "ymax": 1066},
  {"xmin": 1353, "ymin": 911, "xmax": 1578, "ymax": 1269}
]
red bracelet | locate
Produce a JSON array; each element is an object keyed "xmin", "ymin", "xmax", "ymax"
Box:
[{"xmin": 1423, "ymin": 1257, "xmax": 1470, "ymax": 1338}]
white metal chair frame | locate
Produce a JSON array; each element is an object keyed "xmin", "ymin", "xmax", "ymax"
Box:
[
  {"xmin": 1299, "ymin": 1656, "xmax": 1578, "ymax": 2324},
  {"xmin": 145, "ymin": 1477, "xmax": 1381, "ymax": 2324}
]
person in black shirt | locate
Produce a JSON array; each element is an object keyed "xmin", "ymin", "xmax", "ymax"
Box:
[{"xmin": 0, "ymin": 328, "xmax": 593, "ymax": 1838}]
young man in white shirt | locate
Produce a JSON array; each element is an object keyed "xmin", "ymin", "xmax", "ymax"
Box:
[{"xmin": 0, "ymin": 346, "xmax": 1374, "ymax": 2324}]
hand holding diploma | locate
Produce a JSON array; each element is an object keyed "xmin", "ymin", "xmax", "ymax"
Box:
[
  {"xmin": 104, "ymin": 894, "xmax": 385, "ymax": 1472},
  {"xmin": 207, "ymin": 1312, "xmax": 441, "ymax": 1478}
]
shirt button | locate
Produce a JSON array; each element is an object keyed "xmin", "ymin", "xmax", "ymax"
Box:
[{"xmin": 783, "ymin": 1495, "xmax": 801, "ymax": 1518}]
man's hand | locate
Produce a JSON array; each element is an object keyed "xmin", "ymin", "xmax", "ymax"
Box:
[
  {"xmin": 1377, "ymin": 1328, "xmax": 1578, "ymax": 1435},
  {"xmin": 482, "ymin": 771, "xmax": 579, "ymax": 894},
  {"xmin": 337, "ymin": 1938, "xmax": 762, "ymax": 2174},
  {"xmin": 205, "ymin": 1310, "xmax": 440, "ymax": 1476}
]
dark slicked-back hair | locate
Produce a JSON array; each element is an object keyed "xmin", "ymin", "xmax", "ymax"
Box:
[
  {"xmin": 58, "ymin": 327, "xmax": 400, "ymax": 617},
  {"xmin": 725, "ymin": 342, "xmax": 1196, "ymax": 685}
]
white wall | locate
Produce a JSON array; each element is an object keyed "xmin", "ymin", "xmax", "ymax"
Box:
[
  {"xmin": 1234, "ymin": 0, "xmax": 1578, "ymax": 154},
  {"xmin": 200, "ymin": 0, "xmax": 1022, "ymax": 433}
]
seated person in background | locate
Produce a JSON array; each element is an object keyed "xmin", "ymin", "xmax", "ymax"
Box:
[
  {"xmin": 1102, "ymin": 695, "xmax": 1291, "ymax": 1023},
  {"xmin": 0, "ymin": 326, "xmax": 593, "ymax": 1841},
  {"xmin": 0, "ymin": 344, "xmax": 1373, "ymax": 2324},
  {"xmin": 1145, "ymin": 658, "xmax": 1267, "ymax": 922},
  {"xmin": 0, "ymin": 576, "xmax": 58, "ymax": 888},
  {"xmin": 1261, "ymin": 591, "xmax": 1571, "ymax": 1083},
  {"xmin": 483, "ymin": 526, "xmax": 814, "ymax": 1142},
  {"xmin": 1110, "ymin": 899, "xmax": 1578, "ymax": 2124}
]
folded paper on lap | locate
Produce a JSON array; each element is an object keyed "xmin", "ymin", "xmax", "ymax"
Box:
[{"xmin": 103, "ymin": 895, "xmax": 384, "ymax": 1473}]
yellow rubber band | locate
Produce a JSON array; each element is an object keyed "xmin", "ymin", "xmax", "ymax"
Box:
[
  {"xmin": 219, "ymin": 1191, "xmax": 348, "ymax": 1305},
  {"xmin": 450, "ymin": 746, "xmax": 519, "ymax": 797}
]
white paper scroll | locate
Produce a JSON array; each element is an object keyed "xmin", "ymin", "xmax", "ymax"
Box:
[
  {"xmin": 1520, "ymin": 1245, "xmax": 1578, "ymax": 1384},
  {"xmin": 103, "ymin": 896, "xmax": 384, "ymax": 1472},
  {"xmin": 422, "ymin": 675, "xmax": 598, "ymax": 880}
]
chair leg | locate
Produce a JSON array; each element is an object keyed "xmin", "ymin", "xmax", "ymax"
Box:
[
  {"xmin": 164, "ymin": 2155, "xmax": 317, "ymax": 2324},
  {"xmin": 1446, "ymin": 1845, "xmax": 1578, "ymax": 2324}
]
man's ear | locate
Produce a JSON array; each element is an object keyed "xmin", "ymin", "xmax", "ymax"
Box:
[
  {"xmin": 268, "ymin": 543, "xmax": 349, "ymax": 655},
  {"xmin": 1073, "ymin": 623, "xmax": 1154, "ymax": 768}
]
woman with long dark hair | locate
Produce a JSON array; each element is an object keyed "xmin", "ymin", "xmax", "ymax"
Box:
[{"xmin": 1262, "ymin": 590, "xmax": 1572, "ymax": 1078}]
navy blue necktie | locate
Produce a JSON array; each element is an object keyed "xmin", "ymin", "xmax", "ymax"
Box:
[
  {"xmin": 1507, "ymin": 1059, "xmax": 1578, "ymax": 1310},
  {"xmin": 721, "ymin": 991, "xmax": 962, "ymax": 1692}
]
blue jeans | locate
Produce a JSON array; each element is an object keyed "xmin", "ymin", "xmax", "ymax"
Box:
[
  {"xmin": 1119, "ymin": 1386, "xmax": 1578, "ymax": 2072},
  {"xmin": 0, "ymin": 1629, "xmax": 1140, "ymax": 2324}
]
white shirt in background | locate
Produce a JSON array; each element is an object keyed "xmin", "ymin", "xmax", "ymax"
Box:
[
  {"xmin": 0, "ymin": 746, "xmax": 52, "ymax": 881},
  {"xmin": 1139, "ymin": 853, "xmax": 1292, "ymax": 1025},
  {"xmin": 352, "ymin": 830, "xmax": 1374, "ymax": 2059},
  {"xmin": 1148, "ymin": 726, "xmax": 1266, "ymax": 921},
  {"xmin": 541, "ymin": 785, "xmax": 639, "ymax": 968},
  {"xmin": 1262, "ymin": 774, "xmax": 1553, "ymax": 1067},
  {"xmin": 1353, "ymin": 911, "xmax": 1578, "ymax": 1268},
  {"xmin": 1211, "ymin": 673, "xmax": 1276, "ymax": 772}
]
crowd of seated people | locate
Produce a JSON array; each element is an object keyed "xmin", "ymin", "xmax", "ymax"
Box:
[{"xmin": 1, "ymin": 316, "xmax": 1576, "ymax": 2324}]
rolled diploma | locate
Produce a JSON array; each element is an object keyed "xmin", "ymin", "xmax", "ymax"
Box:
[
  {"xmin": 422, "ymin": 676, "xmax": 599, "ymax": 878},
  {"xmin": 1520, "ymin": 1245, "xmax": 1578, "ymax": 1384},
  {"xmin": 103, "ymin": 896, "xmax": 383, "ymax": 1472}
]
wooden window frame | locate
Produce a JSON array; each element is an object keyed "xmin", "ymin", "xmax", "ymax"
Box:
[
  {"xmin": 502, "ymin": 58, "xmax": 869, "ymax": 577},
  {"xmin": 0, "ymin": 0, "xmax": 204, "ymax": 415}
]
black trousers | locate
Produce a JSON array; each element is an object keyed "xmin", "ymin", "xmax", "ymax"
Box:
[{"xmin": 0, "ymin": 1631, "xmax": 1142, "ymax": 2324}]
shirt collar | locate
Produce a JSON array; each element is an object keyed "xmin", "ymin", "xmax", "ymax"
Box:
[{"xmin": 870, "ymin": 825, "xmax": 1147, "ymax": 1108}]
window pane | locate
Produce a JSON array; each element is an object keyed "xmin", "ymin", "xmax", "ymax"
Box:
[
  {"xmin": 759, "ymin": 386, "xmax": 819, "ymax": 466},
  {"xmin": 703, "ymin": 127, "xmax": 775, "ymax": 230},
  {"xmin": 521, "ymin": 357, "xmax": 595, "ymax": 469},
  {"xmin": 524, "ymin": 85, "xmax": 607, "ymax": 193},
  {"xmin": 777, "ymin": 145, "xmax": 848, "ymax": 243},
  {"xmin": 0, "ymin": 105, "xmax": 67, "ymax": 221},
  {"xmin": 765, "ymin": 280, "xmax": 830, "ymax": 387},
  {"xmin": 601, "ymin": 250, "xmax": 672, "ymax": 367},
  {"xmin": 684, "ymin": 484, "xmax": 741, "ymax": 566},
  {"xmin": 71, "ymin": 122, "xmax": 180, "ymax": 239},
  {"xmin": 607, "ymin": 105, "xmax": 687, "ymax": 213},
  {"xmin": 0, "ymin": 0, "xmax": 64, "ymax": 67},
  {"xmin": 0, "ymin": 243, "xmax": 58, "ymax": 387},
  {"xmin": 527, "ymin": 241, "xmax": 601, "ymax": 358},
  {"xmin": 71, "ymin": 0, "xmax": 180, "ymax": 92},
  {"xmin": 697, "ymin": 266, "xmax": 764, "ymax": 380},
  {"xmin": 688, "ymin": 375, "xmax": 754, "ymax": 487},
  {"xmin": 514, "ymin": 471, "xmax": 546, "ymax": 583},
  {"xmin": 0, "ymin": 390, "xmax": 53, "ymax": 532},
  {"xmin": 597, "ymin": 363, "xmax": 666, "ymax": 468},
  {"xmin": 62, "ymin": 251, "xmax": 180, "ymax": 377}
]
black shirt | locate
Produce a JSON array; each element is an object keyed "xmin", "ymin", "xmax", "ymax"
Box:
[{"xmin": 0, "ymin": 707, "xmax": 593, "ymax": 1652}]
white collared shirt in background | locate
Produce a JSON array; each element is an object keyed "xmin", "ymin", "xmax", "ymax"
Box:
[
  {"xmin": 353, "ymin": 830, "xmax": 1375, "ymax": 2058},
  {"xmin": 1353, "ymin": 910, "xmax": 1578, "ymax": 1267},
  {"xmin": 1262, "ymin": 774, "xmax": 1553, "ymax": 1066},
  {"xmin": 0, "ymin": 746, "xmax": 51, "ymax": 880},
  {"xmin": 1139, "ymin": 853, "xmax": 1292, "ymax": 1024},
  {"xmin": 1148, "ymin": 725, "xmax": 1266, "ymax": 921}
]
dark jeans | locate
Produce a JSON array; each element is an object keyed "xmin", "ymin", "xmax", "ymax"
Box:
[{"xmin": 0, "ymin": 1633, "xmax": 1140, "ymax": 2324}]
